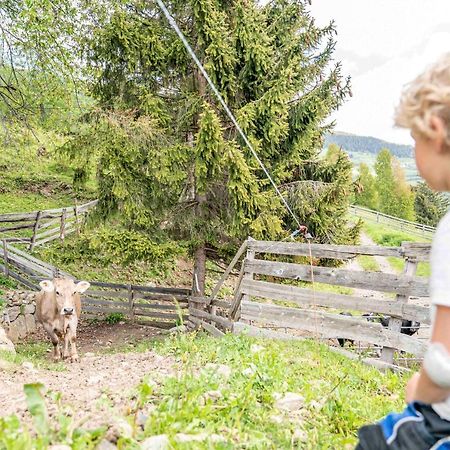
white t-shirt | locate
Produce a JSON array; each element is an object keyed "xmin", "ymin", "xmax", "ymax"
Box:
[{"xmin": 429, "ymin": 210, "xmax": 450, "ymax": 419}]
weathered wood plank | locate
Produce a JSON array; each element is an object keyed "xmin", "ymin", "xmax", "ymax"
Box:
[
  {"xmin": 133, "ymin": 302, "xmax": 188, "ymax": 310},
  {"xmin": 241, "ymin": 301, "xmax": 427, "ymax": 356},
  {"xmin": 248, "ymin": 240, "xmax": 401, "ymax": 259},
  {"xmin": 240, "ymin": 279, "xmax": 431, "ymax": 324},
  {"xmin": 245, "ymin": 259, "xmax": 429, "ymax": 297},
  {"xmin": 0, "ymin": 222, "xmax": 36, "ymax": 233},
  {"xmin": 85, "ymin": 290, "xmax": 131, "ymax": 299},
  {"xmin": 190, "ymin": 316, "xmax": 225, "ymax": 337},
  {"xmin": 207, "ymin": 240, "xmax": 248, "ymax": 304},
  {"xmin": 401, "ymin": 242, "xmax": 431, "ymax": 262},
  {"xmin": 189, "ymin": 307, "xmax": 233, "ymax": 329},
  {"xmin": 34, "ymin": 227, "xmax": 75, "ymax": 246},
  {"xmin": 189, "ymin": 297, "xmax": 231, "ymax": 309},
  {"xmin": 382, "ymin": 259, "xmax": 418, "ymax": 363},
  {"xmin": 233, "ymin": 321, "xmax": 306, "ymax": 341}
]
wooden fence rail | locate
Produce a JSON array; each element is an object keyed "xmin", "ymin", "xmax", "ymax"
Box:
[
  {"xmin": 349, "ymin": 204, "xmax": 435, "ymax": 238},
  {"xmin": 0, "ymin": 241, "xmax": 190, "ymax": 328},
  {"xmin": 190, "ymin": 237, "xmax": 432, "ymax": 370},
  {"xmin": 0, "ymin": 200, "xmax": 98, "ymax": 249}
]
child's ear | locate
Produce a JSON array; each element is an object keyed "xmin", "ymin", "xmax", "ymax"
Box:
[{"xmin": 430, "ymin": 115, "xmax": 447, "ymax": 152}]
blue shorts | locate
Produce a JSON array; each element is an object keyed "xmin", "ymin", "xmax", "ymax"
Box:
[{"xmin": 356, "ymin": 403, "xmax": 450, "ymax": 449}]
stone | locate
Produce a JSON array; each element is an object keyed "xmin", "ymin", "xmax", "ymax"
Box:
[
  {"xmin": 0, "ymin": 325, "xmax": 15, "ymax": 354},
  {"xmin": 292, "ymin": 429, "xmax": 307, "ymax": 442},
  {"xmin": 22, "ymin": 361, "xmax": 34, "ymax": 370},
  {"xmin": 25, "ymin": 314, "xmax": 36, "ymax": 333},
  {"xmin": 5, "ymin": 324, "xmax": 19, "ymax": 343},
  {"xmin": 96, "ymin": 439, "xmax": 117, "ymax": 450},
  {"xmin": 169, "ymin": 325, "xmax": 187, "ymax": 334},
  {"xmin": 242, "ymin": 363, "xmax": 257, "ymax": 377},
  {"xmin": 140, "ymin": 435, "xmax": 169, "ymax": 450},
  {"xmin": 6, "ymin": 307, "xmax": 20, "ymax": 322},
  {"xmin": 12, "ymin": 315, "xmax": 27, "ymax": 339},
  {"xmin": 204, "ymin": 390, "xmax": 222, "ymax": 401},
  {"xmin": 175, "ymin": 433, "xmax": 208, "ymax": 443},
  {"xmin": 250, "ymin": 344, "xmax": 265, "ymax": 353},
  {"xmin": 274, "ymin": 393, "xmax": 305, "ymax": 411},
  {"xmin": 204, "ymin": 363, "xmax": 232, "ymax": 379},
  {"xmin": 48, "ymin": 446, "xmax": 71, "ymax": 450},
  {"xmin": 24, "ymin": 304, "xmax": 36, "ymax": 315}
]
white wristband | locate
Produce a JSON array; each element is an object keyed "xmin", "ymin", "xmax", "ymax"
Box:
[{"xmin": 423, "ymin": 343, "xmax": 450, "ymax": 389}]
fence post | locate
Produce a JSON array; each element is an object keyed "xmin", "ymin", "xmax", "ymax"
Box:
[
  {"xmin": 60, "ymin": 208, "xmax": 67, "ymax": 242},
  {"xmin": 376, "ymin": 212, "xmax": 379, "ymax": 223},
  {"xmin": 230, "ymin": 238, "xmax": 255, "ymax": 321},
  {"xmin": 74, "ymin": 204, "xmax": 80, "ymax": 236},
  {"xmin": 29, "ymin": 210, "xmax": 42, "ymax": 252},
  {"xmin": 2, "ymin": 240, "xmax": 9, "ymax": 277},
  {"xmin": 128, "ymin": 285, "xmax": 135, "ymax": 323},
  {"xmin": 380, "ymin": 253, "xmax": 418, "ymax": 365}
]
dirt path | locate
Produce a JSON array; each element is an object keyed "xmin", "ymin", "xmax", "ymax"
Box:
[{"xmin": 0, "ymin": 322, "xmax": 177, "ymax": 430}]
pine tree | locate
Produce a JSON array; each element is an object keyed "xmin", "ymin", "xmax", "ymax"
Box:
[
  {"xmin": 65, "ymin": 0, "xmax": 357, "ymax": 294},
  {"xmin": 414, "ymin": 182, "xmax": 449, "ymax": 226},
  {"xmin": 355, "ymin": 162, "xmax": 378, "ymax": 210}
]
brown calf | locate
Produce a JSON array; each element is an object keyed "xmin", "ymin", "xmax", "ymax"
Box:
[{"xmin": 36, "ymin": 277, "xmax": 90, "ymax": 362}]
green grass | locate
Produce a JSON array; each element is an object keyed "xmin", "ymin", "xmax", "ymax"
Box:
[
  {"xmin": 0, "ymin": 127, "xmax": 96, "ymax": 214},
  {"xmin": 0, "ymin": 333, "xmax": 408, "ymax": 449},
  {"xmin": 362, "ymin": 222, "xmax": 431, "ymax": 246},
  {"xmin": 386, "ymin": 257, "xmax": 430, "ymax": 277},
  {"xmin": 357, "ymin": 255, "xmax": 380, "ymax": 272},
  {"xmin": 0, "ymin": 342, "xmax": 66, "ymax": 371}
]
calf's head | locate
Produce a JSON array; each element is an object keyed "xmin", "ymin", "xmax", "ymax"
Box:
[{"xmin": 39, "ymin": 278, "xmax": 90, "ymax": 316}]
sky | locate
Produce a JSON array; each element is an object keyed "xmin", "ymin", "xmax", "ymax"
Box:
[{"xmin": 309, "ymin": 0, "xmax": 450, "ymax": 145}]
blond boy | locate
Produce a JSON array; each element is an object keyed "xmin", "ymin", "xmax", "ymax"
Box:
[{"xmin": 356, "ymin": 54, "xmax": 450, "ymax": 449}]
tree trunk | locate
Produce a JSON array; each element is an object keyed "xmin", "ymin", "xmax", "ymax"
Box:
[
  {"xmin": 192, "ymin": 242, "xmax": 206, "ymax": 296},
  {"xmin": 191, "ymin": 66, "xmax": 208, "ymax": 297}
]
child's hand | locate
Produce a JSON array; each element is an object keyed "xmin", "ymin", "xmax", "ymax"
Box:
[{"xmin": 406, "ymin": 372, "xmax": 421, "ymax": 403}]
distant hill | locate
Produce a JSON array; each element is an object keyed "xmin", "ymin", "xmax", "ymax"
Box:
[{"xmin": 324, "ymin": 132, "xmax": 413, "ymax": 158}]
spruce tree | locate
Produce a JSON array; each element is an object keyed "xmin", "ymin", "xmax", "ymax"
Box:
[
  {"xmin": 66, "ymin": 0, "xmax": 357, "ymax": 294},
  {"xmin": 414, "ymin": 182, "xmax": 449, "ymax": 226}
]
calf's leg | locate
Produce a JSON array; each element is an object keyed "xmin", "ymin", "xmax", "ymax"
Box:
[{"xmin": 42, "ymin": 323, "xmax": 61, "ymax": 361}]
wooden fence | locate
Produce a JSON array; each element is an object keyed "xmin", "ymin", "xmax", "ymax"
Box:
[
  {"xmin": 0, "ymin": 200, "xmax": 98, "ymax": 250},
  {"xmin": 0, "ymin": 242, "xmax": 190, "ymax": 328},
  {"xmin": 350, "ymin": 204, "xmax": 435, "ymax": 238},
  {"xmin": 191, "ymin": 238, "xmax": 431, "ymax": 370}
]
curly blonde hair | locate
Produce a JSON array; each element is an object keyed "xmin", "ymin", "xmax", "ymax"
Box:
[{"xmin": 395, "ymin": 53, "xmax": 450, "ymax": 147}]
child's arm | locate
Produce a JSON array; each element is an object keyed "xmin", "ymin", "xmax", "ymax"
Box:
[{"xmin": 408, "ymin": 305, "xmax": 450, "ymax": 403}]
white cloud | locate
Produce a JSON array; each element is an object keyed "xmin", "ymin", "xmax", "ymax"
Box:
[{"xmin": 309, "ymin": 0, "xmax": 450, "ymax": 144}]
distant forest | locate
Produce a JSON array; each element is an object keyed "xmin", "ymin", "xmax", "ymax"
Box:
[{"xmin": 324, "ymin": 132, "xmax": 413, "ymax": 158}]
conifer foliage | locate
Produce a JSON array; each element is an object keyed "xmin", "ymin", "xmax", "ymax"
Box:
[{"xmin": 67, "ymin": 0, "xmax": 358, "ymax": 294}]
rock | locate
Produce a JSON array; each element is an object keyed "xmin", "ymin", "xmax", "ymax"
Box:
[
  {"xmin": 274, "ymin": 393, "xmax": 305, "ymax": 411},
  {"xmin": 0, "ymin": 325, "xmax": 15, "ymax": 354},
  {"xmin": 293, "ymin": 429, "xmax": 307, "ymax": 442},
  {"xmin": 242, "ymin": 363, "xmax": 257, "ymax": 377},
  {"xmin": 169, "ymin": 325, "xmax": 186, "ymax": 334},
  {"xmin": 13, "ymin": 315, "xmax": 27, "ymax": 339},
  {"xmin": 210, "ymin": 434, "xmax": 226, "ymax": 443},
  {"xmin": 270, "ymin": 415, "xmax": 284, "ymax": 424},
  {"xmin": 204, "ymin": 390, "xmax": 223, "ymax": 401},
  {"xmin": 135, "ymin": 410, "xmax": 149, "ymax": 428},
  {"xmin": 140, "ymin": 435, "xmax": 169, "ymax": 450},
  {"xmin": 250, "ymin": 344, "xmax": 265, "ymax": 353},
  {"xmin": 96, "ymin": 439, "xmax": 117, "ymax": 450},
  {"xmin": 22, "ymin": 361, "xmax": 35, "ymax": 371},
  {"xmin": 48, "ymin": 446, "xmax": 71, "ymax": 450},
  {"xmin": 175, "ymin": 433, "xmax": 208, "ymax": 443},
  {"xmin": 204, "ymin": 363, "xmax": 232, "ymax": 379},
  {"xmin": 24, "ymin": 304, "xmax": 36, "ymax": 315},
  {"xmin": 5, "ymin": 307, "xmax": 20, "ymax": 322},
  {"xmin": 24, "ymin": 314, "xmax": 36, "ymax": 333},
  {"xmin": 84, "ymin": 352, "xmax": 95, "ymax": 357}
]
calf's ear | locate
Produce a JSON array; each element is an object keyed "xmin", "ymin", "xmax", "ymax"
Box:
[
  {"xmin": 75, "ymin": 281, "xmax": 90, "ymax": 293},
  {"xmin": 39, "ymin": 280, "xmax": 54, "ymax": 292}
]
